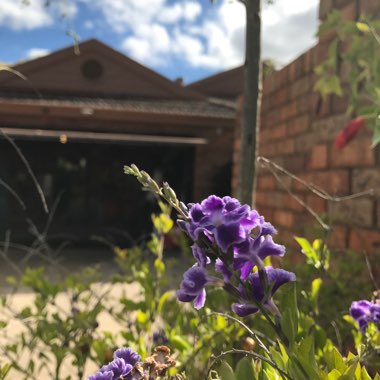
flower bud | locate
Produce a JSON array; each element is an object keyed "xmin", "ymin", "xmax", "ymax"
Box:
[{"xmin": 242, "ymin": 337, "xmax": 256, "ymax": 351}]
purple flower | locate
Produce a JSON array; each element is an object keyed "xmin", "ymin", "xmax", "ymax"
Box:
[
  {"xmin": 234, "ymin": 236, "xmax": 285, "ymax": 280},
  {"xmin": 177, "ymin": 266, "xmax": 211, "ymax": 309},
  {"xmin": 100, "ymin": 358, "xmax": 132, "ymax": 379},
  {"xmin": 350, "ymin": 300, "xmax": 380, "ymax": 331},
  {"xmin": 88, "ymin": 371, "xmax": 114, "ymax": 380},
  {"xmin": 185, "ymin": 195, "xmax": 260, "ymax": 252},
  {"xmin": 232, "ymin": 267, "xmax": 296, "ymax": 317},
  {"xmin": 371, "ymin": 303, "xmax": 380, "ymax": 325},
  {"xmin": 215, "ymin": 258, "xmax": 232, "ymax": 282},
  {"xmin": 192, "ymin": 244, "xmax": 210, "ymax": 267},
  {"xmin": 350, "ymin": 300, "xmax": 373, "ymax": 331},
  {"xmin": 113, "ymin": 347, "xmax": 140, "ymax": 367}
]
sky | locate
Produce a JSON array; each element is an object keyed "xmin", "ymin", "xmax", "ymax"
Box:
[{"xmin": 0, "ymin": 0, "xmax": 320, "ymax": 83}]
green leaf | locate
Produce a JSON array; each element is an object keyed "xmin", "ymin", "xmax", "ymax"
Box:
[
  {"xmin": 157, "ymin": 291, "xmax": 172, "ymax": 313},
  {"xmin": 371, "ymin": 115, "xmax": 380, "ymax": 147},
  {"xmin": 170, "ymin": 335, "xmax": 191, "ymax": 351},
  {"xmin": 136, "ymin": 310, "xmax": 148, "ymax": 324},
  {"xmin": 218, "ymin": 361, "xmax": 236, "ymax": 380},
  {"xmin": 327, "ymin": 369, "xmax": 342, "ymax": 380},
  {"xmin": 235, "ymin": 357, "xmax": 256, "ymax": 380},
  {"xmin": 332, "ymin": 347, "xmax": 347, "ymax": 374},
  {"xmin": 360, "ymin": 367, "xmax": 372, "ymax": 380},
  {"xmin": 154, "ymin": 258, "xmax": 165, "ymax": 274},
  {"xmin": 295, "ymin": 237, "xmax": 319, "ymax": 266},
  {"xmin": 310, "ymin": 278, "xmax": 322, "ymax": 310},
  {"xmin": 152, "ymin": 213, "xmax": 173, "ymax": 234},
  {"xmin": 280, "ymin": 282, "xmax": 298, "ymax": 345},
  {"xmin": 295, "ymin": 336, "xmax": 320, "ymax": 378},
  {"xmin": 329, "ymin": 75, "xmax": 343, "ymax": 97},
  {"xmin": 356, "ymin": 22, "xmax": 370, "ymax": 33}
]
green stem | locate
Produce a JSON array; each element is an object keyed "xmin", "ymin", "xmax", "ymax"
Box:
[{"xmin": 208, "ymin": 349, "xmax": 293, "ymax": 380}]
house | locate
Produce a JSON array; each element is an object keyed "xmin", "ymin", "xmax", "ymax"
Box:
[{"xmin": 0, "ymin": 39, "xmax": 236, "ymax": 243}]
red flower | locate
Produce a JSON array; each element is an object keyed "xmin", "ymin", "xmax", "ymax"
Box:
[{"xmin": 334, "ymin": 117, "xmax": 365, "ymax": 149}]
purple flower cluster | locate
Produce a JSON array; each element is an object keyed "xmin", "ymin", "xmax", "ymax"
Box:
[
  {"xmin": 177, "ymin": 195, "xmax": 295, "ymax": 316},
  {"xmin": 350, "ymin": 299, "xmax": 380, "ymax": 332},
  {"xmin": 88, "ymin": 347, "xmax": 140, "ymax": 380}
]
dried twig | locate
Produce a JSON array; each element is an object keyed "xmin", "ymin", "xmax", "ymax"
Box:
[{"xmin": 0, "ymin": 131, "xmax": 49, "ymax": 214}]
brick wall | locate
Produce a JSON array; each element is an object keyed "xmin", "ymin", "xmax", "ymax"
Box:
[{"xmin": 233, "ymin": 0, "xmax": 380, "ymax": 254}]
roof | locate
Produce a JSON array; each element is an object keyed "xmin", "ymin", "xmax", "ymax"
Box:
[
  {"xmin": 0, "ymin": 39, "xmax": 204, "ymax": 101},
  {"xmin": 187, "ymin": 66, "xmax": 244, "ymax": 99},
  {"xmin": 0, "ymin": 94, "xmax": 235, "ymax": 119}
]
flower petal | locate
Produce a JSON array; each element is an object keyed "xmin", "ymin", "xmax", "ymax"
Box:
[
  {"xmin": 194, "ymin": 288, "xmax": 206, "ymax": 309},
  {"xmin": 231, "ymin": 303, "xmax": 259, "ymax": 317},
  {"xmin": 215, "ymin": 223, "xmax": 245, "ymax": 252}
]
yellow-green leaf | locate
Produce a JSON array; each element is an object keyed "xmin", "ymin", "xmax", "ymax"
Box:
[{"xmin": 356, "ymin": 22, "xmax": 370, "ymax": 33}]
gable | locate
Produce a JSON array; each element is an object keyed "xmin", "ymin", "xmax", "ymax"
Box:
[
  {"xmin": 0, "ymin": 39, "xmax": 202, "ymax": 100},
  {"xmin": 187, "ymin": 66, "xmax": 244, "ymax": 99}
]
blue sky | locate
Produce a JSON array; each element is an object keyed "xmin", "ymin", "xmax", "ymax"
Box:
[{"xmin": 0, "ymin": 0, "xmax": 319, "ymax": 84}]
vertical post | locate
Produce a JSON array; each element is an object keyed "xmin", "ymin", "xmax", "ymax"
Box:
[{"xmin": 238, "ymin": 0, "xmax": 262, "ymax": 206}]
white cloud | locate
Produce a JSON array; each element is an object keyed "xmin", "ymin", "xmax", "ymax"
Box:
[
  {"xmin": 157, "ymin": 1, "xmax": 201, "ymax": 24},
  {"xmin": 25, "ymin": 48, "xmax": 50, "ymax": 60},
  {"xmin": 262, "ymin": 0, "xmax": 319, "ymax": 64},
  {"xmin": 84, "ymin": 20, "xmax": 94, "ymax": 29},
  {"xmin": 88, "ymin": 0, "xmax": 319, "ymax": 70},
  {"xmin": 0, "ymin": 0, "xmax": 77, "ymax": 31},
  {"xmin": 122, "ymin": 23, "xmax": 171, "ymax": 65},
  {"xmin": 0, "ymin": 0, "xmax": 52, "ymax": 30},
  {"xmin": 86, "ymin": 0, "xmax": 167, "ymax": 33}
]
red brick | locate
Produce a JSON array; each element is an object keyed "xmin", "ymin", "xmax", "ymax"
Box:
[
  {"xmin": 296, "ymin": 95, "xmax": 311, "ymax": 115},
  {"xmin": 304, "ymin": 49, "xmax": 313, "ymax": 73},
  {"xmin": 255, "ymin": 191, "xmax": 268, "ymax": 206},
  {"xmin": 259, "ymin": 143, "xmax": 277, "ymax": 157},
  {"xmin": 295, "ymin": 132, "xmax": 315, "ymax": 153},
  {"xmin": 327, "ymin": 225, "xmax": 348, "ymax": 250},
  {"xmin": 317, "ymin": 96, "xmax": 332, "ymax": 117},
  {"xmin": 329, "ymin": 198, "xmax": 374, "ymax": 227},
  {"xmin": 308, "ymin": 144, "xmax": 328, "ymax": 169},
  {"xmin": 314, "ymin": 170, "xmax": 350, "ymax": 194},
  {"xmin": 331, "ymin": 93, "xmax": 348, "ymax": 114},
  {"xmin": 287, "ymin": 115, "xmax": 309, "ymax": 136},
  {"xmin": 319, "ymin": 0, "xmax": 334, "ymax": 20},
  {"xmin": 288, "ymin": 62, "xmax": 297, "ymax": 82},
  {"xmin": 306, "ymin": 194, "xmax": 327, "ymax": 214},
  {"xmin": 283, "ymin": 155, "xmax": 305, "ymax": 172},
  {"xmin": 257, "ymin": 174, "xmax": 276, "ymax": 190},
  {"xmin": 273, "ymin": 210, "xmax": 294, "ymax": 229},
  {"xmin": 279, "ymin": 230, "xmax": 304, "ymax": 252},
  {"xmin": 277, "ymin": 68, "xmax": 288, "ymax": 89},
  {"xmin": 330, "ymin": 137, "xmax": 375, "ymax": 167},
  {"xmin": 318, "ymin": 27, "xmax": 336, "ymax": 44},
  {"xmin": 272, "ymin": 124, "xmax": 287, "ymax": 140},
  {"xmin": 335, "ymin": 0, "xmax": 353, "ymax": 9},
  {"xmin": 281, "ymin": 101, "xmax": 297, "ymax": 121},
  {"xmin": 265, "ymin": 191, "xmax": 283, "ymax": 209},
  {"xmin": 282, "ymin": 193, "xmax": 305, "ymax": 213},
  {"xmin": 314, "ymin": 41, "xmax": 330, "ymax": 66},
  {"xmin": 275, "ymin": 88, "xmax": 289, "ymax": 106},
  {"xmin": 275, "ymin": 139, "xmax": 295, "ymax": 155},
  {"xmin": 266, "ymin": 111, "xmax": 281, "ymax": 128},
  {"xmin": 340, "ymin": 2, "xmax": 357, "ymax": 21},
  {"xmin": 352, "ymin": 168, "xmax": 380, "ymax": 196},
  {"xmin": 361, "ymin": 0, "xmax": 380, "ymax": 13},
  {"xmin": 256, "ymin": 207, "xmax": 274, "ymax": 222},
  {"xmin": 349, "ymin": 228, "xmax": 380, "ymax": 254},
  {"xmin": 293, "ymin": 170, "xmax": 349, "ymax": 194}
]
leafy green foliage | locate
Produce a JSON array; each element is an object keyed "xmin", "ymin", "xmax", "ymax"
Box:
[{"xmin": 315, "ymin": 11, "xmax": 380, "ymax": 146}]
